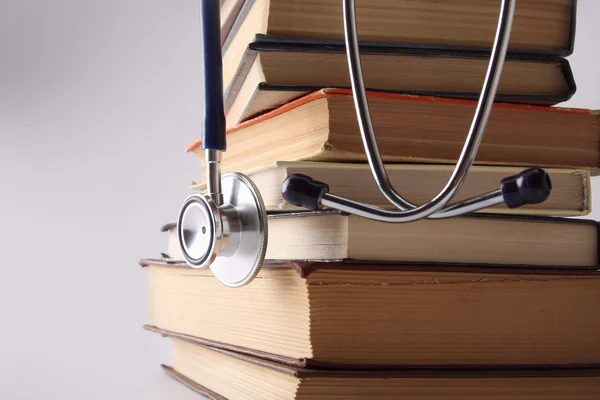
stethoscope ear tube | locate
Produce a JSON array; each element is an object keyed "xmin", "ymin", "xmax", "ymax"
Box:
[{"xmin": 281, "ymin": 168, "xmax": 552, "ymax": 218}]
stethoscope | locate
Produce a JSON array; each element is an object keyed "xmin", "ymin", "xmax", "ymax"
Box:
[{"xmin": 177, "ymin": 0, "xmax": 552, "ymax": 287}]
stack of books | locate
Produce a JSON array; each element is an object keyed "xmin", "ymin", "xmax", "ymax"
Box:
[{"xmin": 143, "ymin": 0, "xmax": 600, "ymax": 398}]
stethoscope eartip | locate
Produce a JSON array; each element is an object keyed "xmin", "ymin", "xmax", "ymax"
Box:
[
  {"xmin": 501, "ymin": 168, "xmax": 553, "ymax": 208},
  {"xmin": 281, "ymin": 174, "xmax": 329, "ymax": 210}
]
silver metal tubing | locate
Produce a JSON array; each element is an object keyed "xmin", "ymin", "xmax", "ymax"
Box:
[
  {"xmin": 321, "ymin": 189, "xmax": 505, "ymax": 222},
  {"xmin": 340, "ymin": 0, "xmax": 515, "ymax": 221},
  {"xmin": 429, "ymin": 190, "xmax": 504, "ymax": 219},
  {"xmin": 206, "ymin": 149, "xmax": 223, "ymax": 206}
]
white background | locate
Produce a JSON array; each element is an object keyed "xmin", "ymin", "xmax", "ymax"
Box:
[{"xmin": 0, "ymin": 1, "xmax": 599, "ymax": 399}]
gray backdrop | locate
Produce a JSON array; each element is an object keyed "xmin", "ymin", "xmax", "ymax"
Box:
[{"xmin": 1, "ymin": 1, "xmax": 598, "ymax": 398}]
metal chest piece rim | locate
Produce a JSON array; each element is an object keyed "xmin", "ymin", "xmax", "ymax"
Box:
[{"xmin": 178, "ymin": 172, "xmax": 268, "ymax": 288}]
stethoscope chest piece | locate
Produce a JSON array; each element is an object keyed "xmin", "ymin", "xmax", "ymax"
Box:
[{"xmin": 178, "ymin": 172, "xmax": 268, "ymax": 288}]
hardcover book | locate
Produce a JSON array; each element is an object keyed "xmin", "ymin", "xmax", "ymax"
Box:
[
  {"xmin": 191, "ymin": 162, "xmax": 592, "ymax": 216},
  {"xmin": 188, "ymin": 90, "xmax": 600, "ymax": 177},
  {"xmin": 160, "ymin": 340, "xmax": 600, "ymax": 400},
  {"xmin": 144, "ymin": 257, "xmax": 600, "ymax": 367}
]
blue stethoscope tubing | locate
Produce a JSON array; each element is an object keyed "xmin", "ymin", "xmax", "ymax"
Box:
[{"xmin": 199, "ymin": 0, "xmax": 226, "ymax": 152}]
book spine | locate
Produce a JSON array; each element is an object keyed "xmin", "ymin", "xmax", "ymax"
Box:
[
  {"xmin": 222, "ymin": 0, "xmax": 256, "ymax": 53},
  {"xmin": 224, "ymin": 48, "xmax": 259, "ymax": 111}
]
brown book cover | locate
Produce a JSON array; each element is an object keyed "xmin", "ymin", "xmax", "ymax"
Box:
[
  {"xmin": 148, "ymin": 324, "xmax": 600, "ymax": 371},
  {"xmin": 163, "ymin": 366, "xmax": 226, "ymax": 400},
  {"xmin": 142, "ymin": 255, "xmax": 600, "ymax": 282},
  {"xmin": 162, "ymin": 364, "xmax": 600, "ymax": 400}
]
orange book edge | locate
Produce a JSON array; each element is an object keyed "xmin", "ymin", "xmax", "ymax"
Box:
[{"xmin": 186, "ymin": 89, "xmax": 591, "ymax": 152}]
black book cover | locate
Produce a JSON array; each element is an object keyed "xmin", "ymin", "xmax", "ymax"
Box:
[{"xmin": 224, "ymin": 34, "xmax": 577, "ymax": 111}]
